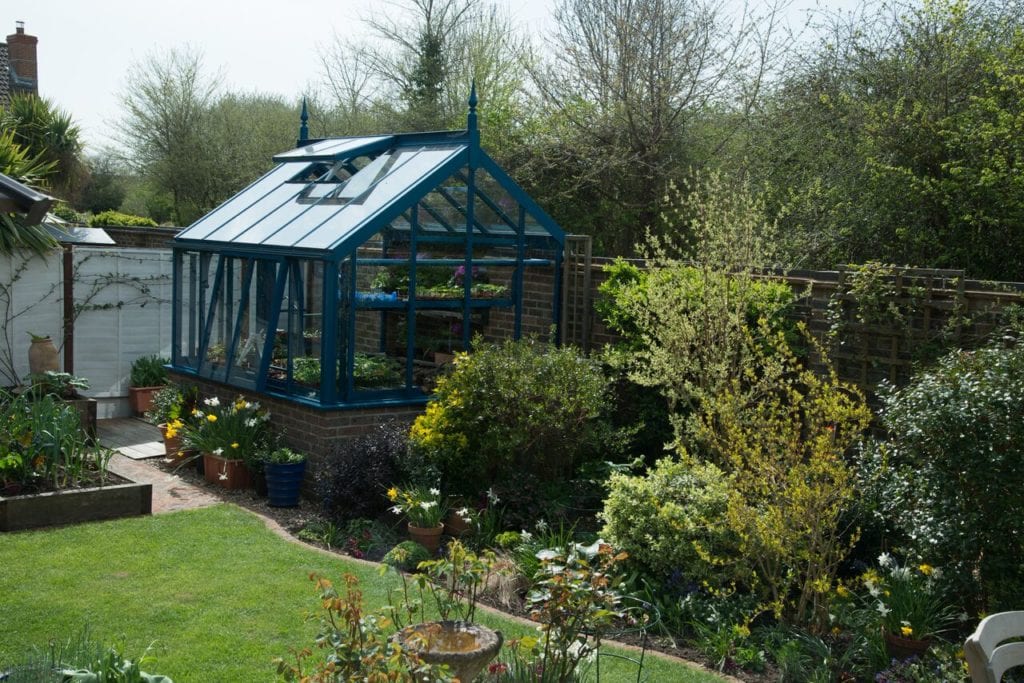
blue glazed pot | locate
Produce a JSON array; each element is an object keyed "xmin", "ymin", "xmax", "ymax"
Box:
[{"xmin": 264, "ymin": 460, "xmax": 306, "ymax": 507}]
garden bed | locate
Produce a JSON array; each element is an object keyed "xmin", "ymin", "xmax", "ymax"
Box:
[{"xmin": 0, "ymin": 472, "xmax": 151, "ymax": 532}]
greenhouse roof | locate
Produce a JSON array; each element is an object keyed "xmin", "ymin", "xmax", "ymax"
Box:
[{"xmin": 175, "ymin": 109, "xmax": 564, "ymax": 260}]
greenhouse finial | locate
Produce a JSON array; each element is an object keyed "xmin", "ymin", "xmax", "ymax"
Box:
[
  {"xmin": 467, "ymin": 81, "xmax": 478, "ymax": 139},
  {"xmin": 299, "ymin": 97, "xmax": 309, "ymax": 143}
]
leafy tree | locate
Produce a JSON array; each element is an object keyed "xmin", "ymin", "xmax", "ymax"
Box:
[
  {"xmin": 857, "ymin": 330, "xmax": 1024, "ymax": 615},
  {"xmin": 79, "ymin": 153, "xmax": 126, "ymax": 214},
  {"xmin": 118, "ymin": 47, "xmax": 219, "ymax": 225},
  {"xmin": 600, "ymin": 172, "xmax": 792, "ymax": 445},
  {"xmin": 750, "ymin": 0, "xmax": 1024, "ymax": 279},
  {"xmin": 119, "ymin": 48, "xmax": 300, "ymax": 225}
]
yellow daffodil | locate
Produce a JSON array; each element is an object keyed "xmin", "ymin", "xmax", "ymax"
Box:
[
  {"xmin": 207, "ymin": 414, "xmax": 217, "ymax": 423},
  {"xmin": 918, "ymin": 563, "xmax": 933, "ymax": 576},
  {"xmin": 901, "ymin": 625, "xmax": 913, "ymax": 637},
  {"xmin": 387, "ymin": 487, "xmax": 399, "ymax": 501},
  {"xmin": 231, "ymin": 442, "xmax": 239, "ymax": 449}
]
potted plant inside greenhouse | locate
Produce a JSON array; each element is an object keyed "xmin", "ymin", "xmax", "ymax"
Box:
[
  {"xmin": 128, "ymin": 355, "xmax": 170, "ymax": 416},
  {"xmin": 261, "ymin": 447, "xmax": 307, "ymax": 507}
]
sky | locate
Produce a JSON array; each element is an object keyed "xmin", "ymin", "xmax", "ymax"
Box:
[{"xmin": 4, "ymin": 0, "xmax": 859, "ymax": 154}]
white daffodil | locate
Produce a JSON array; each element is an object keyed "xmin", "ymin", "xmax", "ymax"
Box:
[
  {"xmin": 877, "ymin": 602, "xmax": 891, "ymax": 617},
  {"xmin": 878, "ymin": 552, "xmax": 893, "ymax": 568},
  {"xmin": 429, "ymin": 487, "xmax": 440, "ymax": 496},
  {"xmin": 213, "ymin": 447, "xmax": 224, "ymax": 456},
  {"xmin": 204, "ymin": 396, "xmax": 220, "ymax": 407}
]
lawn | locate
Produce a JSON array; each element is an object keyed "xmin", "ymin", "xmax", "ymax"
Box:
[{"xmin": 0, "ymin": 504, "xmax": 722, "ymax": 682}]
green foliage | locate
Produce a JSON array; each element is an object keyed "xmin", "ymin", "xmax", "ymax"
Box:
[
  {"xmin": 4, "ymin": 629, "xmax": 171, "ymax": 683},
  {"xmin": 88, "ymin": 210, "xmax": 158, "ymax": 228},
  {"xmin": 692, "ymin": 327, "xmax": 872, "ymax": 630},
  {"xmin": 1, "ymin": 93, "xmax": 85, "ymax": 203},
  {"xmin": 409, "ymin": 337, "xmax": 613, "ymax": 493},
  {"xmin": 382, "ymin": 540, "xmax": 433, "ymax": 572},
  {"xmin": 181, "ymin": 395, "xmax": 271, "ymax": 466},
  {"xmin": 525, "ymin": 541, "xmax": 628, "ymax": 682},
  {"xmin": 0, "ymin": 390, "xmax": 105, "ymax": 491},
  {"xmin": 601, "ymin": 458, "xmax": 741, "ymax": 591},
  {"xmin": 857, "ymin": 333, "xmax": 1024, "ymax": 614},
  {"xmin": 129, "ymin": 355, "xmax": 169, "ymax": 387},
  {"xmin": 416, "ymin": 540, "xmax": 499, "ymax": 622},
  {"xmin": 50, "ymin": 200, "xmax": 84, "ymax": 223},
  {"xmin": 0, "ymin": 128, "xmax": 59, "ymax": 255},
  {"xmin": 144, "ymin": 384, "xmax": 192, "ymax": 426},
  {"xmin": 849, "ymin": 555, "xmax": 957, "ymax": 641},
  {"xmin": 385, "ymin": 484, "xmax": 446, "ymax": 528},
  {"xmin": 261, "ymin": 447, "xmax": 305, "ymax": 465},
  {"xmin": 599, "ymin": 174, "xmax": 794, "ymax": 448},
  {"xmin": 27, "ymin": 371, "xmax": 90, "ymax": 400},
  {"xmin": 290, "ymin": 353, "xmax": 402, "ymax": 388},
  {"xmin": 872, "ymin": 640, "xmax": 970, "ymax": 683},
  {"xmin": 751, "ymin": 0, "xmax": 1024, "ymax": 279},
  {"xmin": 273, "ymin": 573, "xmax": 453, "ymax": 682}
]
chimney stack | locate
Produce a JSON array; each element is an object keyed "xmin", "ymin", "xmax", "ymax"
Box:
[{"xmin": 7, "ymin": 21, "xmax": 38, "ymax": 92}]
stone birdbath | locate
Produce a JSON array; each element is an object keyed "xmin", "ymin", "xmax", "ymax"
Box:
[{"xmin": 391, "ymin": 620, "xmax": 503, "ymax": 682}]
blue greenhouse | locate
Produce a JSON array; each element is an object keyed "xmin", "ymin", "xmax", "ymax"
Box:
[{"xmin": 170, "ymin": 91, "xmax": 565, "ymax": 408}]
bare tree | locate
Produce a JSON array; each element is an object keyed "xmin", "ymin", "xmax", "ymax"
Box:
[
  {"xmin": 319, "ymin": 0, "xmax": 528, "ymax": 133},
  {"xmin": 527, "ymin": 0, "xmax": 787, "ymax": 254}
]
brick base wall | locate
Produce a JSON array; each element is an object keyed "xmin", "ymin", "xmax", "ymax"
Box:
[{"xmin": 169, "ymin": 371, "xmax": 423, "ymax": 484}]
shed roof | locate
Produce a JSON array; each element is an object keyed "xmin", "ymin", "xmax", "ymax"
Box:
[{"xmin": 175, "ymin": 127, "xmax": 563, "ymax": 260}]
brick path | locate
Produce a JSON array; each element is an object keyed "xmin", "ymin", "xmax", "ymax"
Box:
[{"xmin": 100, "ymin": 419, "xmax": 219, "ymax": 514}]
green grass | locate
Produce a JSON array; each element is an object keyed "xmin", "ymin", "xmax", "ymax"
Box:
[{"xmin": 0, "ymin": 505, "xmax": 721, "ymax": 682}]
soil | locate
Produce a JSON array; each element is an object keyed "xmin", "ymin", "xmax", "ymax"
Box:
[{"xmin": 155, "ymin": 457, "xmax": 776, "ymax": 682}]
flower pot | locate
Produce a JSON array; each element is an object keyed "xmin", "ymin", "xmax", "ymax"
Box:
[
  {"xmin": 158, "ymin": 423, "xmax": 183, "ymax": 459},
  {"xmin": 265, "ymin": 460, "xmax": 305, "ymax": 507},
  {"xmin": 408, "ymin": 523, "xmax": 445, "ymax": 555},
  {"xmin": 28, "ymin": 336, "xmax": 59, "ymax": 374},
  {"xmin": 128, "ymin": 386, "xmax": 161, "ymax": 417},
  {"xmin": 391, "ymin": 621, "xmax": 502, "ymax": 683},
  {"xmin": 883, "ymin": 630, "xmax": 931, "ymax": 661},
  {"xmin": 444, "ymin": 510, "xmax": 473, "ymax": 537},
  {"xmin": 202, "ymin": 452, "xmax": 250, "ymax": 490}
]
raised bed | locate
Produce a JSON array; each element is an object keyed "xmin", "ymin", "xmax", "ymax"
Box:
[{"xmin": 0, "ymin": 480, "xmax": 152, "ymax": 532}]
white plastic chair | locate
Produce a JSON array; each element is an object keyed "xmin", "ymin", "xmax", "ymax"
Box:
[{"xmin": 965, "ymin": 611, "xmax": 1024, "ymax": 682}]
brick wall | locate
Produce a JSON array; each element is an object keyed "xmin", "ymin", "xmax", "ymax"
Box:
[
  {"xmin": 104, "ymin": 227, "xmax": 181, "ymax": 249},
  {"xmin": 169, "ymin": 370, "xmax": 423, "ymax": 480}
]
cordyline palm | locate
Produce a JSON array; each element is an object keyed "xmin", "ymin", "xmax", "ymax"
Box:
[
  {"xmin": 0, "ymin": 128, "xmax": 59, "ymax": 255},
  {"xmin": 1, "ymin": 93, "xmax": 85, "ymax": 196}
]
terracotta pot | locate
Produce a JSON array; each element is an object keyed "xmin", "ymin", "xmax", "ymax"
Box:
[
  {"xmin": 158, "ymin": 423, "xmax": 183, "ymax": 459},
  {"xmin": 391, "ymin": 621, "xmax": 502, "ymax": 683},
  {"xmin": 408, "ymin": 522, "xmax": 445, "ymax": 555},
  {"xmin": 128, "ymin": 386, "xmax": 161, "ymax": 417},
  {"xmin": 28, "ymin": 336, "xmax": 59, "ymax": 374},
  {"xmin": 202, "ymin": 452, "xmax": 251, "ymax": 490},
  {"xmin": 444, "ymin": 510, "xmax": 473, "ymax": 537},
  {"xmin": 883, "ymin": 630, "xmax": 931, "ymax": 661}
]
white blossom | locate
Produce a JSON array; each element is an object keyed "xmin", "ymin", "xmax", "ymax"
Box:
[
  {"xmin": 429, "ymin": 487, "xmax": 440, "ymax": 496},
  {"xmin": 878, "ymin": 552, "xmax": 893, "ymax": 568},
  {"xmin": 877, "ymin": 602, "xmax": 891, "ymax": 617},
  {"xmin": 213, "ymin": 447, "xmax": 224, "ymax": 456},
  {"xmin": 204, "ymin": 396, "xmax": 220, "ymax": 407}
]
